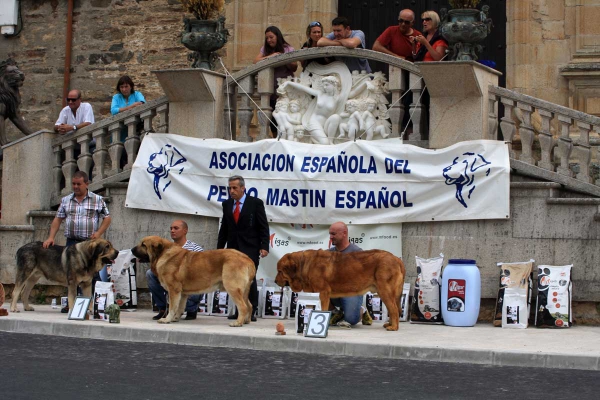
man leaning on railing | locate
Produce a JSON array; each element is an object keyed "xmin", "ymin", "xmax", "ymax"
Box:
[{"xmin": 54, "ymin": 89, "xmax": 95, "ymax": 135}]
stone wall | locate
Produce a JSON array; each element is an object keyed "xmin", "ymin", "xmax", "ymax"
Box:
[
  {"xmin": 507, "ymin": 0, "xmax": 600, "ymax": 115},
  {"xmin": 0, "ymin": 0, "xmax": 337, "ymax": 143},
  {"xmin": 0, "ymin": 0, "xmax": 191, "ymax": 142}
]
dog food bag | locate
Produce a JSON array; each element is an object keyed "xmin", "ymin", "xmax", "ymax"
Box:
[
  {"xmin": 287, "ymin": 291, "xmax": 299, "ymax": 319},
  {"xmin": 535, "ymin": 265, "xmax": 573, "ymax": 328},
  {"xmin": 197, "ymin": 293, "xmax": 211, "ymax": 315},
  {"xmin": 262, "ymin": 286, "xmax": 284, "ymax": 318},
  {"xmin": 410, "ymin": 254, "xmax": 444, "ymax": 324},
  {"xmin": 210, "ymin": 290, "xmax": 232, "ymax": 317},
  {"xmin": 381, "ymin": 283, "xmax": 412, "ymax": 323},
  {"xmin": 364, "ymin": 292, "xmax": 384, "ymax": 322},
  {"xmin": 93, "ymin": 282, "xmax": 115, "ymax": 321},
  {"xmin": 493, "ymin": 260, "xmax": 534, "ymax": 329},
  {"xmin": 295, "ymin": 292, "xmax": 321, "ymax": 333},
  {"xmin": 109, "ymin": 250, "xmax": 137, "ymax": 309}
]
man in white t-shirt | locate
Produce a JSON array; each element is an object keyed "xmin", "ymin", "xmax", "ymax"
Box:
[{"xmin": 54, "ymin": 89, "xmax": 95, "ymax": 135}]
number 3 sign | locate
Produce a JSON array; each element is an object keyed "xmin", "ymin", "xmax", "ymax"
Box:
[{"xmin": 305, "ymin": 311, "xmax": 331, "ymax": 338}]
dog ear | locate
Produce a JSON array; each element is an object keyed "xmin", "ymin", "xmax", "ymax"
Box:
[
  {"xmin": 152, "ymin": 241, "xmax": 164, "ymax": 257},
  {"xmin": 92, "ymin": 240, "xmax": 106, "ymax": 259}
]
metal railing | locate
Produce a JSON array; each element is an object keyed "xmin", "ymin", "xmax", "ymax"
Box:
[{"xmin": 50, "ymin": 97, "xmax": 169, "ymax": 202}]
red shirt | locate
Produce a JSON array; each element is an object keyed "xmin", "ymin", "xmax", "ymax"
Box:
[
  {"xmin": 421, "ymin": 39, "xmax": 449, "ymax": 62},
  {"xmin": 376, "ymin": 26, "xmax": 422, "ymax": 61}
]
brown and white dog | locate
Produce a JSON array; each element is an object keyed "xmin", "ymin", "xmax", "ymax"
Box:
[
  {"xmin": 131, "ymin": 236, "xmax": 255, "ymax": 327},
  {"xmin": 275, "ymin": 249, "xmax": 406, "ymax": 331}
]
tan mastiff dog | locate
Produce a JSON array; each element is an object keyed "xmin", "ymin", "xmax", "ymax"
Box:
[
  {"xmin": 132, "ymin": 236, "xmax": 255, "ymax": 327},
  {"xmin": 275, "ymin": 249, "xmax": 406, "ymax": 331}
]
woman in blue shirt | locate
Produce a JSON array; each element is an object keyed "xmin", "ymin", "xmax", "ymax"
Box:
[{"xmin": 111, "ymin": 75, "xmax": 146, "ymax": 115}]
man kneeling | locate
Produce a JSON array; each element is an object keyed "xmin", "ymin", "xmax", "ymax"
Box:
[{"xmin": 145, "ymin": 220, "xmax": 204, "ymax": 320}]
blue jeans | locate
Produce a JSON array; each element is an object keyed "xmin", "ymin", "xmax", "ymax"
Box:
[
  {"xmin": 146, "ymin": 269, "xmax": 199, "ymax": 312},
  {"xmin": 331, "ymin": 295, "xmax": 363, "ymax": 325}
]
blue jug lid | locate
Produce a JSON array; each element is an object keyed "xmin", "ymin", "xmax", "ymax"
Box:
[{"xmin": 448, "ymin": 259, "xmax": 476, "ymax": 264}]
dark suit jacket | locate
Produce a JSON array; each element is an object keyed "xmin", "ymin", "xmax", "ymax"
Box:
[{"xmin": 217, "ymin": 196, "xmax": 270, "ymax": 265}]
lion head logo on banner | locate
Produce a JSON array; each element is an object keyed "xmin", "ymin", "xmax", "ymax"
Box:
[
  {"xmin": 443, "ymin": 152, "xmax": 491, "ymax": 208},
  {"xmin": 146, "ymin": 144, "xmax": 187, "ymax": 200}
]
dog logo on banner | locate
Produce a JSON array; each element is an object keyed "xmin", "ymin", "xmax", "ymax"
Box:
[
  {"xmin": 146, "ymin": 144, "xmax": 187, "ymax": 200},
  {"xmin": 442, "ymin": 152, "xmax": 491, "ymax": 208}
]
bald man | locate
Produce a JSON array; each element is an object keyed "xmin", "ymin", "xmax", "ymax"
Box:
[
  {"xmin": 327, "ymin": 221, "xmax": 372, "ymax": 328},
  {"xmin": 145, "ymin": 220, "xmax": 204, "ymax": 320},
  {"xmin": 54, "ymin": 89, "xmax": 95, "ymax": 135},
  {"xmin": 372, "ymin": 9, "xmax": 422, "ymax": 61}
]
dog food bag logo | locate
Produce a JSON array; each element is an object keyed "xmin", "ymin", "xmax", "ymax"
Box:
[
  {"xmin": 447, "ymin": 279, "xmax": 466, "ymax": 312},
  {"xmin": 443, "ymin": 152, "xmax": 492, "ymax": 208},
  {"xmin": 146, "ymin": 144, "xmax": 187, "ymax": 200}
]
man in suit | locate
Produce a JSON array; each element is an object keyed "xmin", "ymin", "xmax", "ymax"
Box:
[{"xmin": 217, "ymin": 175, "xmax": 270, "ymax": 321}]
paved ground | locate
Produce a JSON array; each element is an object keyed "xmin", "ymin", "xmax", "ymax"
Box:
[
  {"xmin": 3, "ymin": 331, "xmax": 600, "ymax": 400},
  {"xmin": 1, "ymin": 305, "xmax": 599, "ymax": 371}
]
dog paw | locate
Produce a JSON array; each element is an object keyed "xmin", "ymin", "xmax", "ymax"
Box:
[
  {"xmin": 157, "ymin": 318, "xmax": 171, "ymax": 324},
  {"xmin": 229, "ymin": 321, "xmax": 243, "ymax": 327},
  {"xmin": 384, "ymin": 325, "xmax": 399, "ymax": 331},
  {"xmin": 10, "ymin": 308, "xmax": 19, "ymax": 313},
  {"xmin": 383, "ymin": 322, "xmax": 390, "ymax": 328},
  {"xmin": 24, "ymin": 306, "xmax": 35, "ymax": 311}
]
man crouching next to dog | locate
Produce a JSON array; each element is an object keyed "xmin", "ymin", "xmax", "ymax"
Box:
[
  {"xmin": 43, "ymin": 170, "xmax": 111, "ymax": 311},
  {"xmin": 146, "ymin": 220, "xmax": 204, "ymax": 321},
  {"xmin": 327, "ymin": 221, "xmax": 373, "ymax": 329}
]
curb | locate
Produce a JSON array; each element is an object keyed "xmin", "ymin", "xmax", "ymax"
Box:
[{"xmin": 1, "ymin": 318, "xmax": 598, "ymax": 371}]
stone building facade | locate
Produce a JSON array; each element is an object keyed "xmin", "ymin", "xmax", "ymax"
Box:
[{"xmin": 0, "ymin": 0, "xmax": 598, "ymax": 137}]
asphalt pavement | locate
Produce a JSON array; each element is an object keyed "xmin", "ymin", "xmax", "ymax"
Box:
[
  {"xmin": 1, "ymin": 305, "xmax": 599, "ymax": 371},
  {"xmin": 2, "ymin": 331, "xmax": 600, "ymax": 400}
]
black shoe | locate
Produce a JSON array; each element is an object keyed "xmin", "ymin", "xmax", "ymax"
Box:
[
  {"xmin": 61, "ymin": 306, "xmax": 69, "ymax": 314},
  {"xmin": 227, "ymin": 312, "xmax": 239, "ymax": 320},
  {"xmin": 152, "ymin": 309, "xmax": 166, "ymax": 320},
  {"xmin": 184, "ymin": 311, "xmax": 197, "ymax": 320}
]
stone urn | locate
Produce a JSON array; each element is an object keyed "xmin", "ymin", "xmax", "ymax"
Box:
[
  {"xmin": 181, "ymin": 15, "xmax": 229, "ymax": 70},
  {"xmin": 440, "ymin": 6, "xmax": 492, "ymax": 61}
]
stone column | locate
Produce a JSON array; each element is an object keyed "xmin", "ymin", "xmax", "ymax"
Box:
[
  {"xmin": 1, "ymin": 131, "xmax": 55, "ymax": 225},
  {"xmin": 153, "ymin": 69, "xmax": 225, "ymax": 139},
  {"xmin": 417, "ymin": 61, "xmax": 501, "ymax": 149}
]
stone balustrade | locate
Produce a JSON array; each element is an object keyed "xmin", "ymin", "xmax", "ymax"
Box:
[
  {"xmin": 489, "ymin": 85, "xmax": 600, "ymax": 196},
  {"xmin": 223, "ymin": 47, "xmax": 427, "ymax": 143},
  {"xmin": 50, "ymin": 97, "xmax": 169, "ymax": 203}
]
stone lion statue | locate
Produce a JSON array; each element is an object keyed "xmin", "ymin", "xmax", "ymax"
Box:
[{"xmin": 0, "ymin": 58, "xmax": 33, "ymax": 146}]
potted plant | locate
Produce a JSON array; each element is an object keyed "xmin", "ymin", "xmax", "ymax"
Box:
[
  {"xmin": 440, "ymin": 0, "xmax": 493, "ymax": 61},
  {"xmin": 180, "ymin": 0, "xmax": 230, "ymax": 70}
]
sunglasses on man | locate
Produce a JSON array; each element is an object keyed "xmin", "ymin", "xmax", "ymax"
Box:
[
  {"xmin": 66, "ymin": 97, "xmax": 80, "ymax": 103},
  {"xmin": 398, "ymin": 18, "xmax": 413, "ymax": 25}
]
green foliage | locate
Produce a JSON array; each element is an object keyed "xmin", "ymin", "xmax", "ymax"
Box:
[
  {"xmin": 449, "ymin": 0, "xmax": 481, "ymax": 9},
  {"xmin": 33, "ymin": 286, "xmax": 47, "ymax": 304},
  {"xmin": 180, "ymin": 0, "xmax": 224, "ymax": 20}
]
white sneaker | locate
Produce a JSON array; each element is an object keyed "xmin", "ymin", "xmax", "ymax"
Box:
[{"xmin": 334, "ymin": 320, "xmax": 352, "ymax": 329}]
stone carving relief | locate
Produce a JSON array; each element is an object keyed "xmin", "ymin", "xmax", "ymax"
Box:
[{"xmin": 275, "ymin": 61, "xmax": 390, "ymax": 144}]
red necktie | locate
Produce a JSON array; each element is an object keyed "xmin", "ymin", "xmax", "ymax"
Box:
[{"xmin": 233, "ymin": 201, "xmax": 240, "ymax": 223}]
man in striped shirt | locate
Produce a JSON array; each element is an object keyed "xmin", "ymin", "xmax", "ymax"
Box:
[
  {"xmin": 43, "ymin": 171, "xmax": 111, "ymax": 312},
  {"xmin": 43, "ymin": 171, "xmax": 111, "ymax": 249},
  {"xmin": 146, "ymin": 219, "xmax": 205, "ymax": 320}
]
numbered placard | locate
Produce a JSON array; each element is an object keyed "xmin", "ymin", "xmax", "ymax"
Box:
[
  {"xmin": 68, "ymin": 297, "xmax": 92, "ymax": 320},
  {"xmin": 304, "ymin": 311, "xmax": 331, "ymax": 338}
]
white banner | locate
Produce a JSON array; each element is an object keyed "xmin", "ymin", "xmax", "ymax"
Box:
[
  {"xmin": 257, "ymin": 222, "xmax": 402, "ymax": 281},
  {"xmin": 126, "ymin": 134, "xmax": 510, "ymax": 224}
]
